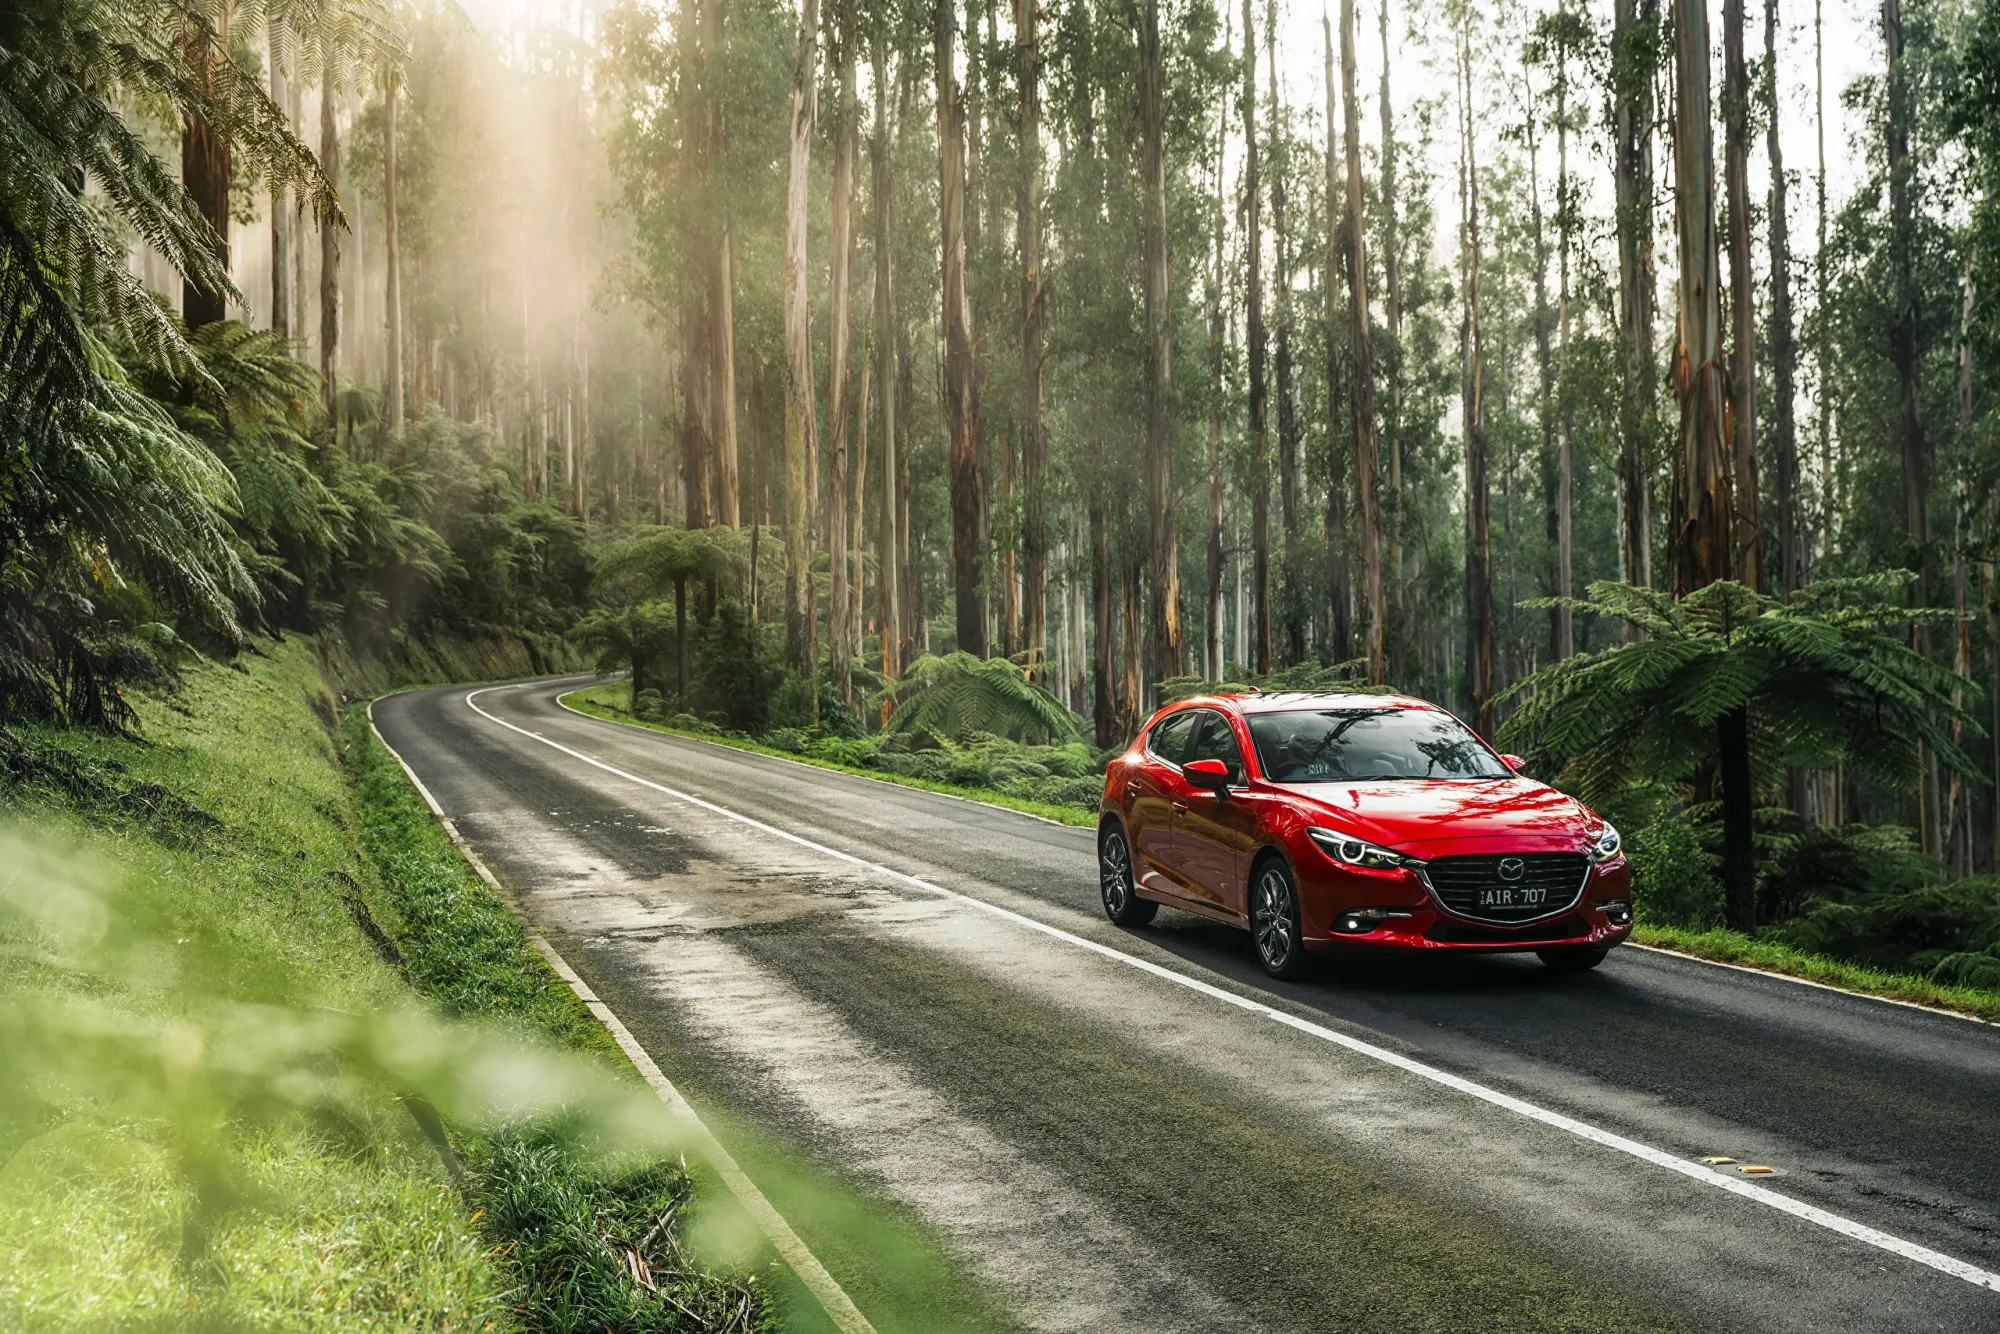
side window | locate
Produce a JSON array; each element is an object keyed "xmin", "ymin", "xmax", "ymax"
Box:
[
  {"xmin": 1187, "ymin": 711, "xmax": 1246, "ymax": 785},
  {"xmin": 1146, "ymin": 711, "xmax": 1198, "ymax": 766}
]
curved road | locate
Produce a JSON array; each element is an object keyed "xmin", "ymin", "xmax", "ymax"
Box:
[{"xmin": 373, "ymin": 677, "xmax": 2000, "ymax": 1334}]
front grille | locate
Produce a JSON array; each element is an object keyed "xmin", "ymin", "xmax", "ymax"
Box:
[{"xmin": 1421, "ymin": 852, "xmax": 1590, "ymax": 925}]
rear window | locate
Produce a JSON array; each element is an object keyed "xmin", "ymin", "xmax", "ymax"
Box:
[{"xmin": 1246, "ymin": 707, "xmax": 1507, "ymax": 783}]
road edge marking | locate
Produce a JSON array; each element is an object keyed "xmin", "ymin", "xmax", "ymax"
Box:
[
  {"xmin": 466, "ymin": 684, "xmax": 2000, "ymax": 1297},
  {"xmin": 364, "ymin": 695, "xmax": 879, "ymax": 1334},
  {"xmin": 1624, "ymin": 941, "xmax": 1998, "ymax": 1028}
]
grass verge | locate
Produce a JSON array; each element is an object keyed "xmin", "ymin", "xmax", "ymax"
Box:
[
  {"xmin": 352, "ymin": 691, "xmax": 1029, "ymax": 1334},
  {"xmin": 0, "ymin": 644, "xmax": 516, "ymax": 1330},
  {"xmin": 561, "ymin": 682, "xmax": 1098, "ymax": 828},
  {"xmin": 1632, "ymin": 924, "xmax": 2000, "ymax": 1024}
]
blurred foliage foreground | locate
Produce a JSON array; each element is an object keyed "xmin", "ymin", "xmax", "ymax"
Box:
[{"xmin": 0, "ymin": 642, "xmax": 767, "ymax": 1331}]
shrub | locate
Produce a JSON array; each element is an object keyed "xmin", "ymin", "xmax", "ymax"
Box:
[
  {"xmin": 1772, "ymin": 881, "xmax": 2000, "ymax": 973},
  {"xmin": 632, "ymin": 688, "xmax": 665, "ymax": 720},
  {"xmin": 1628, "ymin": 809, "xmax": 1723, "ymax": 929}
]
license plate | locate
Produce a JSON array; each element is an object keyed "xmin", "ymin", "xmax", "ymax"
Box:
[{"xmin": 1479, "ymin": 887, "xmax": 1547, "ymax": 908}]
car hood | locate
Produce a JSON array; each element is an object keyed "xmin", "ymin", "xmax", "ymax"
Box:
[{"xmin": 1284, "ymin": 777, "xmax": 1599, "ymax": 854}]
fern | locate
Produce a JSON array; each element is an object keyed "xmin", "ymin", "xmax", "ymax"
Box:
[{"xmin": 878, "ymin": 652, "xmax": 1084, "ymax": 746}]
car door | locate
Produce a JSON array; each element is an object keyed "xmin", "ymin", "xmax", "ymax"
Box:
[
  {"xmin": 1128, "ymin": 711, "xmax": 1198, "ymax": 896},
  {"xmin": 1175, "ymin": 709, "xmax": 1260, "ymax": 917}
]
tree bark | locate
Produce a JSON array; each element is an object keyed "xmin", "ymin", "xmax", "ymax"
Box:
[
  {"xmin": 708, "ymin": 0, "xmax": 739, "ymax": 528},
  {"xmin": 873, "ymin": 21, "xmax": 901, "ymax": 682},
  {"xmin": 1268, "ymin": 9, "xmax": 1300, "ymax": 667},
  {"xmin": 1725, "ymin": 0, "xmax": 1761, "ymax": 588},
  {"xmin": 269, "ymin": 20, "xmax": 291, "ymax": 339},
  {"xmin": 785, "ymin": 0, "xmax": 822, "ymax": 668},
  {"xmin": 1091, "ymin": 501, "xmax": 1116, "ymax": 748},
  {"xmin": 1342, "ymin": 0, "xmax": 1381, "ymax": 686},
  {"xmin": 1614, "ymin": 0, "xmax": 1659, "ymax": 615},
  {"xmin": 1671, "ymin": 0, "xmax": 1733, "ymax": 595},
  {"xmin": 1242, "ymin": 0, "xmax": 1270, "ymax": 675},
  {"xmin": 1884, "ymin": 0, "xmax": 1926, "ymax": 588},
  {"xmin": 1017, "ymin": 0, "xmax": 1047, "ymax": 680},
  {"xmin": 938, "ymin": 0, "xmax": 987, "ymax": 657},
  {"xmin": 384, "ymin": 67, "xmax": 404, "ymax": 445},
  {"xmin": 1526, "ymin": 79, "xmax": 1558, "ymax": 658},
  {"xmin": 1378, "ymin": 0, "xmax": 1401, "ymax": 671},
  {"xmin": 1457, "ymin": 19, "xmax": 1492, "ymax": 731},
  {"xmin": 1766, "ymin": 0, "xmax": 1799, "ymax": 595},
  {"xmin": 181, "ymin": 5, "xmax": 232, "ymax": 331},
  {"xmin": 1207, "ymin": 53, "xmax": 1228, "ymax": 682},
  {"xmin": 1140, "ymin": 0, "xmax": 1180, "ymax": 686},
  {"xmin": 1323, "ymin": 12, "xmax": 1351, "ymax": 664},
  {"xmin": 828, "ymin": 0, "xmax": 859, "ymax": 704},
  {"xmin": 320, "ymin": 62, "xmax": 341, "ymax": 417}
]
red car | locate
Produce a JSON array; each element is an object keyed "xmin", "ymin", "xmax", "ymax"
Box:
[{"xmin": 1096, "ymin": 691, "xmax": 1633, "ymax": 978}]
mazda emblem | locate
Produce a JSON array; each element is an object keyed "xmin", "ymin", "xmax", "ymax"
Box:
[{"xmin": 1497, "ymin": 857, "xmax": 1526, "ymax": 882}]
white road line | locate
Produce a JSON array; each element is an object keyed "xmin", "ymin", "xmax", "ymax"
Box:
[
  {"xmin": 365, "ymin": 697, "xmax": 879, "ymax": 1334},
  {"xmin": 465, "ymin": 683, "xmax": 2000, "ymax": 1296}
]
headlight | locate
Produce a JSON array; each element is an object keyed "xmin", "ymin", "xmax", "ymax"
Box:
[
  {"xmin": 1307, "ymin": 827, "xmax": 1410, "ymax": 869},
  {"xmin": 1591, "ymin": 823, "xmax": 1623, "ymax": 862}
]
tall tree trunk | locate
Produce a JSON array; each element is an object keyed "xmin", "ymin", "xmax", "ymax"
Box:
[
  {"xmin": 785, "ymin": 0, "xmax": 822, "ymax": 668},
  {"xmin": 289, "ymin": 69, "xmax": 306, "ymax": 340},
  {"xmin": 1268, "ymin": 7, "xmax": 1300, "ymax": 667},
  {"xmin": 938, "ymin": 0, "xmax": 987, "ymax": 656},
  {"xmin": 828, "ymin": 1, "xmax": 859, "ymax": 704},
  {"xmin": 853, "ymin": 351, "xmax": 870, "ymax": 639},
  {"xmin": 1343, "ymin": 0, "xmax": 1381, "ymax": 685},
  {"xmin": 873, "ymin": 21, "xmax": 901, "ymax": 682},
  {"xmin": 1556, "ymin": 45, "xmax": 1575, "ymax": 659},
  {"xmin": 1206, "ymin": 56, "xmax": 1227, "ymax": 682},
  {"xmin": 1671, "ymin": 0, "xmax": 1733, "ymax": 595},
  {"xmin": 708, "ymin": 0, "xmax": 739, "ymax": 528},
  {"xmin": 1816, "ymin": 0, "xmax": 1833, "ymax": 572},
  {"xmin": 1091, "ymin": 502, "xmax": 1116, "ymax": 748},
  {"xmin": 1140, "ymin": 0, "xmax": 1179, "ymax": 687},
  {"xmin": 682, "ymin": 0, "xmax": 714, "ymax": 529},
  {"xmin": 320, "ymin": 63, "xmax": 341, "ymax": 417},
  {"xmin": 1242, "ymin": 0, "xmax": 1270, "ymax": 674},
  {"xmin": 384, "ymin": 67, "xmax": 404, "ymax": 445},
  {"xmin": 1725, "ymin": 0, "xmax": 1761, "ymax": 588},
  {"xmin": 1457, "ymin": 20, "xmax": 1492, "ymax": 731},
  {"xmin": 1527, "ymin": 81, "xmax": 1558, "ymax": 658},
  {"xmin": 1017, "ymin": 0, "xmax": 1047, "ymax": 680},
  {"xmin": 1323, "ymin": 13, "xmax": 1351, "ymax": 663},
  {"xmin": 1614, "ymin": 0, "xmax": 1659, "ymax": 617},
  {"xmin": 269, "ymin": 21, "xmax": 291, "ymax": 339},
  {"xmin": 1885, "ymin": 0, "xmax": 1926, "ymax": 590},
  {"xmin": 1378, "ymin": 0, "xmax": 1402, "ymax": 673},
  {"xmin": 1766, "ymin": 0, "xmax": 1799, "ymax": 594},
  {"xmin": 181, "ymin": 4, "xmax": 233, "ymax": 329}
]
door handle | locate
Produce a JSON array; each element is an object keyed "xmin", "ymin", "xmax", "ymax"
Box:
[
  {"xmin": 1172, "ymin": 801, "xmax": 1190, "ymax": 818},
  {"xmin": 1125, "ymin": 782, "xmax": 1141, "ymax": 799}
]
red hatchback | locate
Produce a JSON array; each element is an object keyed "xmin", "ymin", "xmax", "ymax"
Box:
[{"xmin": 1096, "ymin": 691, "xmax": 1633, "ymax": 978}]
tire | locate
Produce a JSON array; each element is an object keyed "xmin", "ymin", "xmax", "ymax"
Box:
[
  {"xmin": 1250, "ymin": 857, "xmax": 1311, "ymax": 979},
  {"xmin": 1537, "ymin": 946, "xmax": 1611, "ymax": 973},
  {"xmin": 1099, "ymin": 825, "xmax": 1158, "ymax": 927}
]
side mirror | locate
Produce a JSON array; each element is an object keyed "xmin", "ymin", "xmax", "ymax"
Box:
[
  {"xmin": 1183, "ymin": 758, "xmax": 1231, "ymax": 794},
  {"xmin": 1500, "ymin": 753, "xmax": 1527, "ymax": 773}
]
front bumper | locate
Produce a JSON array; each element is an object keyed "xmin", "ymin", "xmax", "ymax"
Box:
[{"xmin": 1296, "ymin": 853, "xmax": 1634, "ymax": 954}]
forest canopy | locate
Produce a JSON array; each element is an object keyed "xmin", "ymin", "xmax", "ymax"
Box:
[{"xmin": 7, "ymin": 0, "xmax": 2000, "ymax": 961}]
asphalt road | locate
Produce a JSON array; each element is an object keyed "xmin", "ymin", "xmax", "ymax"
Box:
[{"xmin": 372, "ymin": 676, "xmax": 2000, "ymax": 1334}]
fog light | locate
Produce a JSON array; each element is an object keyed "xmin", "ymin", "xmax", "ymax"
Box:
[
  {"xmin": 1332, "ymin": 908, "xmax": 1415, "ymax": 934},
  {"xmin": 1600, "ymin": 899, "xmax": 1633, "ymax": 926}
]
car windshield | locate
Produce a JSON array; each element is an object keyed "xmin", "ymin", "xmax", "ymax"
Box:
[{"xmin": 1246, "ymin": 706, "xmax": 1509, "ymax": 783}]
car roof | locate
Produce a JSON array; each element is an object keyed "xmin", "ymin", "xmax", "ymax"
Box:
[{"xmin": 1186, "ymin": 690, "xmax": 1439, "ymax": 716}]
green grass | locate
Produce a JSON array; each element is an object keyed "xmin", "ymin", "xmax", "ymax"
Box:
[
  {"xmin": 0, "ymin": 644, "xmax": 518, "ymax": 1331},
  {"xmin": 1633, "ymin": 924, "xmax": 2000, "ymax": 1023},
  {"xmin": 562, "ymin": 682, "xmax": 1099, "ymax": 828},
  {"xmin": 350, "ymin": 692, "xmax": 1027, "ymax": 1333}
]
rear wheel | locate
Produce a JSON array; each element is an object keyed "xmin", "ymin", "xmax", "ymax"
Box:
[
  {"xmin": 1251, "ymin": 858, "xmax": 1310, "ymax": 979},
  {"xmin": 1099, "ymin": 826, "xmax": 1157, "ymax": 926},
  {"xmin": 1537, "ymin": 946, "xmax": 1610, "ymax": 973}
]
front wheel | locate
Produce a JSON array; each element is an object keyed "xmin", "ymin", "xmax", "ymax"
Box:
[
  {"xmin": 1537, "ymin": 946, "xmax": 1610, "ymax": 973},
  {"xmin": 1251, "ymin": 858, "xmax": 1310, "ymax": 979},
  {"xmin": 1099, "ymin": 826, "xmax": 1158, "ymax": 926}
]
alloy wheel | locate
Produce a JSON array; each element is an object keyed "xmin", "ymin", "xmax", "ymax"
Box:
[
  {"xmin": 1100, "ymin": 831, "xmax": 1133, "ymax": 915},
  {"xmin": 1253, "ymin": 864, "xmax": 1298, "ymax": 974}
]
